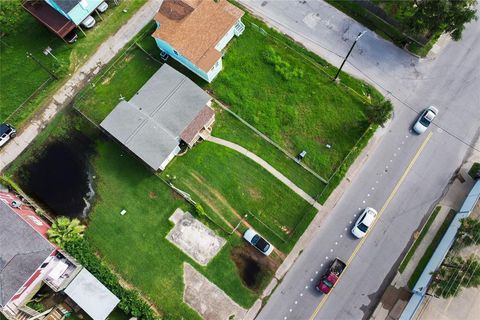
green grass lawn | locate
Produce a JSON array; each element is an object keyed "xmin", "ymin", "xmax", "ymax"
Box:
[
  {"xmin": 212, "ymin": 104, "xmax": 326, "ymax": 198},
  {"xmin": 0, "ymin": 0, "xmax": 147, "ymax": 125},
  {"xmin": 87, "ymin": 140, "xmax": 260, "ymax": 319},
  {"xmin": 208, "ymin": 18, "xmax": 378, "ymax": 179},
  {"xmin": 5, "ymin": 110, "xmax": 264, "ymax": 319},
  {"xmin": 162, "ymin": 141, "xmax": 317, "ymax": 253}
]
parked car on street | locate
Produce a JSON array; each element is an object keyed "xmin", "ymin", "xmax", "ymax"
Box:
[
  {"xmin": 97, "ymin": 1, "xmax": 108, "ymax": 13},
  {"xmin": 243, "ymin": 228, "xmax": 274, "ymax": 256},
  {"xmin": 413, "ymin": 106, "xmax": 438, "ymax": 134},
  {"xmin": 315, "ymin": 258, "xmax": 346, "ymax": 294},
  {"xmin": 0, "ymin": 123, "xmax": 17, "ymax": 148},
  {"xmin": 81, "ymin": 15, "xmax": 96, "ymax": 29},
  {"xmin": 351, "ymin": 207, "xmax": 378, "ymax": 239}
]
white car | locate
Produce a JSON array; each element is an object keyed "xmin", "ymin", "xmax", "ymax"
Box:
[
  {"xmin": 413, "ymin": 106, "xmax": 438, "ymax": 134},
  {"xmin": 243, "ymin": 228, "xmax": 274, "ymax": 256},
  {"xmin": 97, "ymin": 1, "xmax": 108, "ymax": 13},
  {"xmin": 81, "ymin": 15, "xmax": 96, "ymax": 29},
  {"xmin": 351, "ymin": 207, "xmax": 378, "ymax": 239},
  {"xmin": 0, "ymin": 123, "xmax": 17, "ymax": 148}
]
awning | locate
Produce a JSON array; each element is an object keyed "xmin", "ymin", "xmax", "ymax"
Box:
[
  {"xmin": 64, "ymin": 268, "xmax": 120, "ymax": 320},
  {"xmin": 23, "ymin": 0, "xmax": 76, "ymax": 39}
]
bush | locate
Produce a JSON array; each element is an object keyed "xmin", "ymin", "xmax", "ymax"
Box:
[
  {"xmin": 468, "ymin": 162, "xmax": 480, "ymax": 179},
  {"xmin": 263, "ymin": 47, "xmax": 304, "ymax": 80},
  {"xmin": 365, "ymin": 99, "xmax": 393, "ymax": 126},
  {"xmin": 64, "ymin": 239, "xmax": 159, "ymax": 320}
]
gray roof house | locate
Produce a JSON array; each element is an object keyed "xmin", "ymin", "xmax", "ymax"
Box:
[
  {"xmin": 0, "ymin": 201, "xmax": 54, "ymax": 308},
  {"xmin": 100, "ymin": 64, "xmax": 214, "ymax": 171},
  {"xmin": 0, "ymin": 193, "xmax": 119, "ymax": 320}
]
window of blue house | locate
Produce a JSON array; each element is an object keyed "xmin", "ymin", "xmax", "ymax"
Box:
[{"xmin": 174, "ymin": 50, "xmax": 178, "ymax": 55}]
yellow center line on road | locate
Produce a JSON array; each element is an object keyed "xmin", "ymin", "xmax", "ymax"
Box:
[{"xmin": 309, "ymin": 132, "xmax": 433, "ymax": 320}]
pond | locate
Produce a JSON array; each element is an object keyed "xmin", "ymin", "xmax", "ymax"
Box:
[{"xmin": 16, "ymin": 131, "xmax": 96, "ymax": 219}]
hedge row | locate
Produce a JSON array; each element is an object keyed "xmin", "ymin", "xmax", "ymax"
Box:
[{"xmin": 64, "ymin": 239, "xmax": 158, "ymax": 320}]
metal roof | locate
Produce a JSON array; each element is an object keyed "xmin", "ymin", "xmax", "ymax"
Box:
[
  {"xmin": 100, "ymin": 64, "xmax": 211, "ymax": 170},
  {"xmin": 52, "ymin": 0, "xmax": 80, "ymax": 13},
  {"xmin": 0, "ymin": 201, "xmax": 54, "ymax": 306},
  {"xmin": 23, "ymin": 0, "xmax": 76, "ymax": 38},
  {"xmin": 64, "ymin": 268, "xmax": 119, "ymax": 320}
]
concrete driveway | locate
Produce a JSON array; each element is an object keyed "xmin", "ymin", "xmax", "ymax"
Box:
[{"xmin": 240, "ymin": 1, "xmax": 480, "ymax": 319}]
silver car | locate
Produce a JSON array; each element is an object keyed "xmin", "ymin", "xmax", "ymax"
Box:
[{"xmin": 413, "ymin": 106, "xmax": 438, "ymax": 134}]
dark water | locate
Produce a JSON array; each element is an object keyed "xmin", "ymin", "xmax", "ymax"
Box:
[
  {"xmin": 241, "ymin": 257, "xmax": 261, "ymax": 288},
  {"xmin": 17, "ymin": 132, "xmax": 95, "ymax": 218}
]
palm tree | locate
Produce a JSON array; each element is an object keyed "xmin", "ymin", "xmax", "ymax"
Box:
[{"xmin": 47, "ymin": 217, "xmax": 86, "ymax": 248}]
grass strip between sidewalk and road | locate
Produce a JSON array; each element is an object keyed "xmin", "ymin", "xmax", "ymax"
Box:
[
  {"xmin": 399, "ymin": 206, "xmax": 441, "ymax": 273},
  {"xmin": 408, "ymin": 209, "xmax": 457, "ymax": 289}
]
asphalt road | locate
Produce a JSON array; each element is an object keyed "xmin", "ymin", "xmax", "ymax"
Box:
[{"xmin": 239, "ymin": 1, "xmax": 480, "ymax": 319}]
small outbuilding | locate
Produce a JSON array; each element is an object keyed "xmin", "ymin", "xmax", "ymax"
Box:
[
  {"xmin": 64, "ymin": 268, "xmax": 120, "ymax": 320},
  {"xmin": 100, "ymin": 64, "xmax": 214, "ymax": 171}
]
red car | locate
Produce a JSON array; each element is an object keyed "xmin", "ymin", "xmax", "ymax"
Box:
[{"xmin": 316, "ymin": 258, "xmax": 346, "ymax": 294}]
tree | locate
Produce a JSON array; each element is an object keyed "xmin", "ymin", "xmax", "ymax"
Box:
[
  {"xmin": 0, "ymin": 0, "xmax": 24, "ymax": 36},
  {"xmin": 47, "ymin": 217, "xmax": 86, "ymax": 248},
  {"xmin": 454, "ymin": 217, "xmax": 480, "ymax": 250},
  {"xmin": 365, "ymin": 99, "xmax": 393, "ymax": 126},
  {"xmin": 406, "ymin": 0, "xmax": 478, "ymax": 40},
  {"xmin": 433, "ymin": 255, "xmax": 480, "ymax": 298}
]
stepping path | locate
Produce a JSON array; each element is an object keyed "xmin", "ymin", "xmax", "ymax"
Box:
[{"xmin": 205, "ymin": 135, "xmax": 322, "ymax": 210}]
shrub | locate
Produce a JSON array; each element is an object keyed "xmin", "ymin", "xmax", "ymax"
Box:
[
  {"xmin": 364, "ymin": 99, "xmax": 393, "ymax": 126},
  {"xmin": 263, "ymin": 47, "xmax": 304, "ymax": 80},
  {"xmin": 47, "ymin": 217, "xmax": 86, "ymax": 248},
  {"xmin": 64, "ymin": 239, "xmax": 158, "ymax": 320}
]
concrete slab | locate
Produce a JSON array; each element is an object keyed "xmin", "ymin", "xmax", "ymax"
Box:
[
  {"xmin": 183, "ymin": 263, "xmax": 247, "ymax": 320},
  {"xmin": 167, "ymin": 208, "xmax": 226, "ymax": 266}
]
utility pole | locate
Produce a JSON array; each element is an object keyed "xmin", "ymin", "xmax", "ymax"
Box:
[
  {"xmin": 26, "ymin": 52, "xmax": 58, "ymax": 80},
  {"xmin": 333, "ymin": 31, "xmax": 366, "ymax": 82}
]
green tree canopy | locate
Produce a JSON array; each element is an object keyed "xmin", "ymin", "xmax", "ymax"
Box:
[
  {"xmin": 47, "ymin": 216, "xmax": 86, "ymax": 248},
  {"xmin": 454, "ymin": 217, "xmax": 480, "ymax": 249},
  {"xmin": 407, "ymin": 0, "xmax": 478, "ymax": 40},
  {"xmin": 0, "ymin": 0, "xmax": 24, "ymax": 36},
  {"xmin": 434, "ymin": 255, "xmax": 480, "ymax": 298}
]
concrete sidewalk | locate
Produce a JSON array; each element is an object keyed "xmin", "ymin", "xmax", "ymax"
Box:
[
  {"xmin": 0, "ymin": 0, "xmax": 162, "ymax": 173},
  {"xmin": 206, "ymin": 135, "xmax": 322, "ymax": 210}
]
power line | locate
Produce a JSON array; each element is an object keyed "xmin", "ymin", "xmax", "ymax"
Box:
[
  {"xmin": 243, "ymin": 11, "xmax": 480, "ymax": 154},
  {"xmin": 438, "ymin": 228, "xmax": 480, "ymax": 297}
]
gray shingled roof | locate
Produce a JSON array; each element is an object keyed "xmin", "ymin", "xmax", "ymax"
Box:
[
  {"xmin": 0, "ymin": 201, "xmax": 54, "ymax": 306},
  {"xmin": 100, "ymin": 64, "xmax": 211, "ymax": 170}
]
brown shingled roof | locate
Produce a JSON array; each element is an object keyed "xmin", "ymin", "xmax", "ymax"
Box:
[
  {"xmin": 181, "ymin": 106, "xmax": 215, "ymax": 146},
  {"xmin": 153, "ymin": 0, "xmax": 244, "ymax": 73}
]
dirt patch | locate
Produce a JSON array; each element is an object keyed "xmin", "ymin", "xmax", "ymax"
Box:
[
  {"xmin": 148, "ymin": 191, "xmax": 157, "ymax": 199},
  {"xmin": 183, "ymin": 263, "xmax": 246, "ymax": 320},
  {"xmin": 231, "ymin": 245, "xmax": 278, "ymax": 292},
  {"xmin": 247, "ymin": 187, "xmax": 263, "ymax": 201}
]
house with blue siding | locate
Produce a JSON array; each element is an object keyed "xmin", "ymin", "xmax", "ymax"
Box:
[
  {"xmin": 152, "ymin": 0, "xmax": 245, "ymax": 83},
  {"xmin": 45, "ymin": 0, "xmax": 104, "ymax": 25}
]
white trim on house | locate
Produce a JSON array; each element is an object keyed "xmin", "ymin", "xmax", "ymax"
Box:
[{"xmin": 159, "ymin": 145, "xmax": 181, "ymax": 171}]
